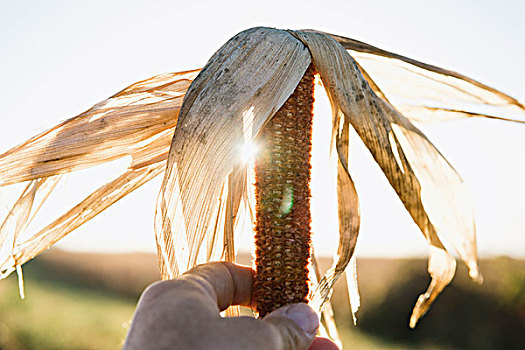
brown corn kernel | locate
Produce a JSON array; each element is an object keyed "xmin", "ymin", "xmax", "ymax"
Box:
[{"xmin": 253, "ymin": 64, "xmax": 316, "ymax": 317}]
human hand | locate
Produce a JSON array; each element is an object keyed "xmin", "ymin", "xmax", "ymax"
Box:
[{"xmin": 123, "ymin": 262, "xmax": 339, "ymax": 349}]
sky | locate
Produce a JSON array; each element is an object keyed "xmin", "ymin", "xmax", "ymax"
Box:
[{"xmin": 0, "ymin": 0, "xmax": 524, "ymax": 259}]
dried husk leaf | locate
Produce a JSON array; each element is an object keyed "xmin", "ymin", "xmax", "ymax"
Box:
[
  {"xmin": 334, "ymin": 117, "xmax": 361, "ymax": 322},
  {"xmin": 351, "ymin": 51, "xmax": 525, "ymax": 124},
  {"xmin": 155, "ymin": 27, "xmax": 311, "ymax": 279},
  {"xmin": 0, "ymin": 176, "xmax": 60, "ymax": 277},
  {"xmin": 309, "ymin": 251, "xmax": 342, "ymax": 347},
  {"xmin": 310, "ymin": 108, "xmax": 360, "ymax": 321},
  {"xmin": 0, "ymin": 162, "xmax": 165, "ymax": 279},
  {"xmin": 293, "ymin": 30, "xmax": 480, "ymax": 327},
  {"xmin": 345, "ymin": 255, "xmax": 360, "ymax": 325},
  {"xmin": 306, "ymin": 29, "xmax": 525, "ymax": 124},
  {"xmin": 0, "ymin": 70, "xmax": 197, "ymax": 186},
  {"xmin": 0, "ymin": 71, "xmax": 195, "ymax": 279},
  {"xmin": 410, "ymin": 246, "xmax": 457, "ymax": 328},
  {"xmin": 222, "ymin": 165, "xmax": 246, "ymax": 263}
]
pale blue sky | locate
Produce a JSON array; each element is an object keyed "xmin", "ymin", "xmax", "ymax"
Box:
[{"xmin": 0, "ymin": 0, "xmax": 524, "ymax": 258}]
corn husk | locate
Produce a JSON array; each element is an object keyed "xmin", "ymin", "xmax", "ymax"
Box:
[
  {"xmin": 155, "ymin": 28, "xmax": 312, "ymax": 278},
  {"xmin": 1, "ymin": 27, "xmax": 524, "ymax": 335},
  {"xmin": 0, "ymin": 70, "xmax": 197, "ymax": 275},
  {"xmin": 309, "ymin": 29, "xmax": 524, "ymax": 124}
]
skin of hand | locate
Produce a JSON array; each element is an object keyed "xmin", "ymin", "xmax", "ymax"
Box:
[{"xmin": 123, "ymin": 262, "xmax": 339, "ymax": 350}]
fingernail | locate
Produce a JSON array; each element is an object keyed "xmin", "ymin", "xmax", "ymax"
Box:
[{"xmin": 284, "ymin": 303, "xmax": 319, "ymax": 338}]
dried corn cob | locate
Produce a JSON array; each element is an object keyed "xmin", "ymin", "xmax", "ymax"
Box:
[{"xmin": 254, "ymin": 64, "xmax": 316, "ymax": 317}]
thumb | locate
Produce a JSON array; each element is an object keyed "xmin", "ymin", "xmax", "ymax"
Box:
[{"xmin": 263, "ymin": 303, "xmax": 319, "ymax": 349}]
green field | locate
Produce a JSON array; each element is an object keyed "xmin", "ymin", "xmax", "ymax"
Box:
[
  {"xmin": 0, "ymin": 269, "xmax": 133, "ymax": 349},
  {"xmin": 0, "ymin": 250, "xmax": 523, "ymax": 349}
]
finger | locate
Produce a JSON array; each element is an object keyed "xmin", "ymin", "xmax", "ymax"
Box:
[
  {"xmin": 218, "ymin": 303, "xmax": 319, "ymax": 350},
  {"xmin": 309, "ymin": 337, "xmax": 341, "ymax": 350},
  {"xmin": 263, "ymin": 303, "xmax": 319, "ymax": 349},
  {"xmin": 124, "ymin": 262, "xmax": 255, "ymax": 349},
  {"xmin": 264, "ymin": 303, "xmax": 319, "ymax": 339},
  {"xmin": 181, "ymin": 261, "xmax": 254, "ymax": 310}
]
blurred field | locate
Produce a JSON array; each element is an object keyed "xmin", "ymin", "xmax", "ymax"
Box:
[{"xmin": 0, "ymin": 250, "xmax": 523, "ymax": 349}]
